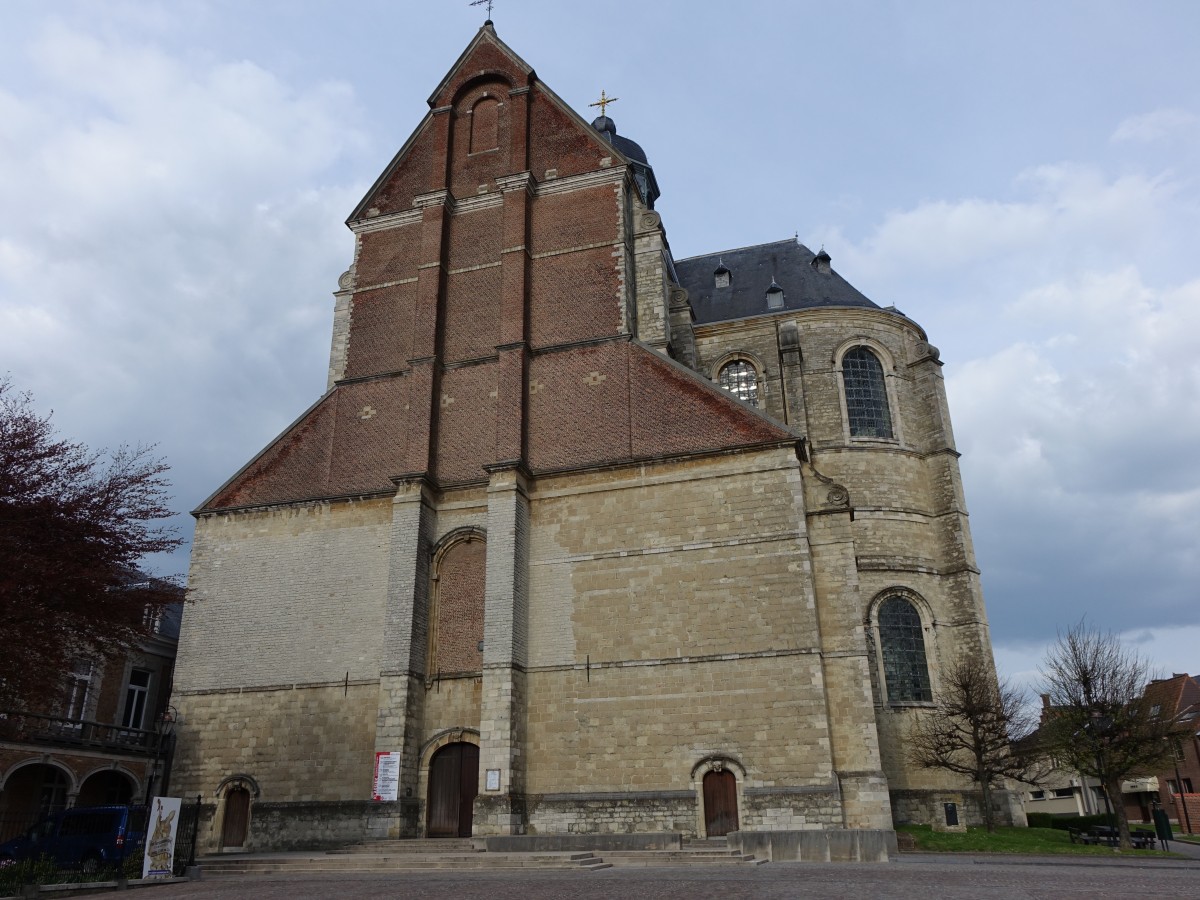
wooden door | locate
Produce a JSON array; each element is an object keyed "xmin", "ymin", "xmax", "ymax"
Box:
[
  {"xmin": 427, "ymin": 742, "xmax": 479, "ymax": 838},
  {"xmin": 221, "ymin": 787, "xmax": 250, "ymax": 848},
  {"xmin": 703, "ymin": 769, "xmax": 738, "ymax": 837}
]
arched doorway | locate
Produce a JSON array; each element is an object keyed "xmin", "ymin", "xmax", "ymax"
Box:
[
  {"xmin": 221, "ymin": 787, "xmax": 251, "ymax": 849},
  {"xmin": 77, "ymin": 770, "xmax": 136, "ymax": 807},
  {"xmin": 703, "ymin": 769, "xmax": 739, "ymax": 837},
  {"xmin": 0, "ymin": 764, "xmax": 71, "ymax": 838},
  {"xmin": 426, "ymin": 742, "xmax": 478, "ymax": 837}
]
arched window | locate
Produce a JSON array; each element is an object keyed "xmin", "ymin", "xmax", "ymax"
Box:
[
  {"xmin": 470, "ymin": 97, "xmax": 499, "ymax": 153},
  {"xmin": 842, "ymin": 347, "xmax": 893, "ymax": 438},
  {"xmin": 878, "ymin": 596, "xmax": 932, "ymax": 702},
  {"xmin": 717, "ymin": 360, "xmax": 758, "ymax": 406},
  {"xmin": 430, "ymin": 534, "xmax": 486, "ymax": 674}
]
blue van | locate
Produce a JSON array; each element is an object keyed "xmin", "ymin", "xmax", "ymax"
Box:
[{"xmin": 0, "ymin": 806, "xmax": 147, "ymax": 873}]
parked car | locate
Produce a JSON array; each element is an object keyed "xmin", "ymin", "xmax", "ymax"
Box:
[{"xmin": 0, "ymin": 806, "xmax": 146, "ymax": 873}]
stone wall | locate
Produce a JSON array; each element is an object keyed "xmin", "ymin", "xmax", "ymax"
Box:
[
  {"xmin": 891, "ymin": 787, "xmax": 1026, "ymax": 828},
  {"xmin": 178, "ymin": 498, "xmax": 392, "ymax": 691},
  {"xmin": 170, "ymin": 682, "xmax": 378, "ymax": 806},
  {"xmin": 526, "ymin": 792, "xmax": 696, "ymax": 836}
]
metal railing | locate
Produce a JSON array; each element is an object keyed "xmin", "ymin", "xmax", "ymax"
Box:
[{"xmin": 0, "ymin": 710, "xmax": 160, "ymax": 756}]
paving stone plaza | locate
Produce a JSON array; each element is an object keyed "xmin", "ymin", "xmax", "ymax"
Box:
[{"xmin": 151, "ymin": 853, "xmax": 1200, "ymax": 900}]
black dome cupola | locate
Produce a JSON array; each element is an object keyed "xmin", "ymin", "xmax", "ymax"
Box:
[{"xmin": 590, "ymin": 111, "xmax": 661, "ymax": 209}]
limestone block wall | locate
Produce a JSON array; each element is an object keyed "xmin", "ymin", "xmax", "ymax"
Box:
[
  {"xmin": 527, "ymin": 452, "xmax": 817, "ymax": 667},
  {"xmin": 523, "ymin": 654, "xmax": 833, "ymax": 794},
  {"xmin": 171, "ymin": 682, "xmax": 377, "ymax": 804},
  {"xmin": 172, "ymin": 496, "xmax": 394, "ymax": 848},
  {"xmin": 178, "ymin": 498, "xmax": 393, "ymax": 690},
  {"xmin": 692, "ymin": 304, "xmax": 998, "ymax": 825},
  {"xmin": 510, "ymin": 449, "xmax": 869, "ymax": 833},
  {"xmin": 692, "ymin": 319, "xmax": 794, "ymax": 426},
  {"xmin": 631, "ymin": 203, "xmax": 671, "ymax": 354}
]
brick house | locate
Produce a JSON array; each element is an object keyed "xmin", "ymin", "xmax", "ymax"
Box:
[
  {"xmin": 0, "ymin": 588, "xmax": 181, "ymax": 838},
  {"xmin": 1144, "ymin": 673, "xmax": 1200, "ymax": 832},
  {"xmin": 1022, "ymin": 676, "xmax": 1200, "ymax": 832},
  {"xmin": 171, "ymin": 24, "xmax": 1010, "ymax": 855}
]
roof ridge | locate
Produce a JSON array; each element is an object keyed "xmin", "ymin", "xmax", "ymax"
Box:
[{"xmin": 674, "ymin": 237, "xmax": 802, "ymax": 264}]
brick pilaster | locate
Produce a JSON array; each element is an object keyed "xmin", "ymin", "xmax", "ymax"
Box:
[
  {"xmin": 405, "ymin": 192, "xmax": 452, "ymax": 478},
  {"xmin": 493, "ymin": 172, "xmax": 533, "ymax": 464}
]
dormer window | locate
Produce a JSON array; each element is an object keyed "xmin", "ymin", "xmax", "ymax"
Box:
[
  {"xmin": 812, "ymin": 249, "xmax": 832, "ymax": 276},
  {"xmin": 714, "ymin": 262, "xmax": 731, "ymax": 289},
  {"xmin": 766, "ymin": 281, "xmax": 784, "ymax": 310}
]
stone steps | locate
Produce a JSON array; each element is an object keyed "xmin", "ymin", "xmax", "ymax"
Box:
[
  {"xmin": 331, "ymin": 838, "xmax": 480, "ymax": 854},
  {"xmin": 200, "ymin": 852, "xmax": 609, "ymax": 875},
  {"xmin": 199, "ymin": 840, "xmax": 766, "ymax": 877},
  {"xmin": 598, "ymin": 849, "xmax": 764, "ymax": 866}
]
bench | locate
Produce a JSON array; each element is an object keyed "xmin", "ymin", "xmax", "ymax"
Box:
[{"xmin": 1131, "ymin": 830, "xmax": 1156, "ymax": 850}]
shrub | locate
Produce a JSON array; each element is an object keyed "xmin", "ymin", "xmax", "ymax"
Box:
[{"xmin": 0, "ymin": 856, "xmax": 60, "ymax": 895}]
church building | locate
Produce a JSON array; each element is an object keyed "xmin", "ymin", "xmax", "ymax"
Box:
[{"xmin": 172, "ymin": 24, "xmax": 1015, "ymax": 856}]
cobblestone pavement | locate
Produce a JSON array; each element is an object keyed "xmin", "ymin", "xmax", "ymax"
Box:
[{"xmin": 150, "ymin": 855, "xmax": 1200, "ymax": 900}]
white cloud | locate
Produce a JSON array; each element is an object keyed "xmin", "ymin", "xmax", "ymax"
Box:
[
  {"xmin": 995, "ymin": 625, "xmax": 1200, "ymax": 699},
  {"xmin": 1112, "ymin": 108, "xmax": 1200, "ymax": 143},
  {"xmin": 828, "ymin": 146, "xmax": 1200, "ymax": 647},
  {"xmin": 829, "ymin": 164, "xmax": 1178, "ymax": 305},
  {"xmin": 0, "ymin": 21, "xmax": 373, "ymax": 569}
]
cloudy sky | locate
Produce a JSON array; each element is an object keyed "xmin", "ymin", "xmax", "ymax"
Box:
[{"xmin": 2, "ymin": 1, "xmax": 1197, "ymax": 689}]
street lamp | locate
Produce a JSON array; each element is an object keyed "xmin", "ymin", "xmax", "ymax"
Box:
[
  {"xmin": 1170, "ymin": 737, "xmax": 1193, "ymax": 834},
  {"xmin": 143, "ymin": 706, "xmax": 178, "ymax": 805}
]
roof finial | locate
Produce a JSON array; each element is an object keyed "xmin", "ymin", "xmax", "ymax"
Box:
[
  {"xmin": 469, "ymin": 0, "xmax": 494, "ymax": 23},
  {"xmin": 589, "ymin": 89, "xmax": 619, "ymax": 118}
]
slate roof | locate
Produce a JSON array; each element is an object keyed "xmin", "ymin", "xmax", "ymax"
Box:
[{"xmin": 675, "ymin": 238, "xmax": 880, "ymax": 325}]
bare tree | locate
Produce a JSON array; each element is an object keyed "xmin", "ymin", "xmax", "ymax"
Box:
[
  {"xmin": 908, "ymin": 655, "xmax": 1045, "ymax": 832},
  {"xmin": 0, "ymin": 378, "xmax": 183, "ymax": 712},
  {"xmin": 1039, "ymin": 622, "xmax": 1187, "ymax": 849}
]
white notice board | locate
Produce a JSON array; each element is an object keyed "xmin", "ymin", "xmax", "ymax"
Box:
[{"xmin": 372, "ymin": 751, "xmax": 401, "ymax": 801}]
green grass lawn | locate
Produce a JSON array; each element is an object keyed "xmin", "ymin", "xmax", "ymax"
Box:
[{"xmin": 897, "ymin": 824, "xmax": 1182, "ymax": 857}]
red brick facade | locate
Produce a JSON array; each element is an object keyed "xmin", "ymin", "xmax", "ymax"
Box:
[
  {"xmin": 432, "ymin": 536, "xmax": 486, "ymax": 674},
  {"xmin": 1170, "ymin": 793, "xmax": 1199, "ymax": 834},
  {"xmin": 204, "ymin": 27, "xmax": 791, "ymax": 513}
]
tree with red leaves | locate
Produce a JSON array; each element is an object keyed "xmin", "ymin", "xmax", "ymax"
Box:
[{"xmin": 0, "ymin": 378, "xmax": 183, "ymax": 713}]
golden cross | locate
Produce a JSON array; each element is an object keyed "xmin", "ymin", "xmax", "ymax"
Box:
[{"xmin": 589, "ymin": 90, "xmax": 619, "ymax": 117}]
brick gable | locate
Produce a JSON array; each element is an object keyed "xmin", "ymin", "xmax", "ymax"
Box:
[
  {"xmin": 201, "ymin": 25, "xmax": 793, "ymax": 513},
  {"xmin": 203, "ymin": 338, "xmax": 790, "ymax": 511}
]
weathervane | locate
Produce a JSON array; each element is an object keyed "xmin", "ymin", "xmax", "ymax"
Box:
[
  {"xmin": 470, "ymin": 0, "xmax": 494, "ymax": 20},
  {"xmin": 589, "ymin": 89, "xmax": 619, "ymax": 118}
]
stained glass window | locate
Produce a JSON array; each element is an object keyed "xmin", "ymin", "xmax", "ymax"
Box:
[
  {"xmin": 718, "ymin": 360, "xmax": 758, "ymax": 406},
  {"xmin": 842, "ymin": 347, "xmax": 893, "ymax": 438},
  {"xmin": 878, "ymin": 596, "xmax": 932, "ymax": 702}
]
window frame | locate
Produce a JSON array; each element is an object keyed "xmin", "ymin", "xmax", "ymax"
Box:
[
  {"xmin": 868, "ymin": 589, "xmax": 935, "ymax": 706},
  {"xmin": 712, "ymin": 354, "xmax": 764, "ymax": 408},
  {"xmin": 834, "ymin": 340, "xmax": 901, "ymax": 444},
  {"xmin": 121, "ymin": 668, "xmax": 151, "ymax": 730}
]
